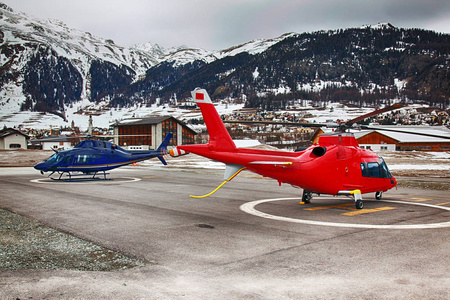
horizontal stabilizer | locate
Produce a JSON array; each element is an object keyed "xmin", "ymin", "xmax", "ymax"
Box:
[{"xmin": 224, "ymin": 164, "xmax": 246, "ymax": 180}]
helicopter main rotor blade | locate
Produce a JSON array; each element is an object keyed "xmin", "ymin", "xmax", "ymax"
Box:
[
  {"xmin": 345, "ymin": 103, "xmax": 406, "ymax": 127},
  {"xmin": 360, "ymin": 125, "xmax": 450, "ymax": 140}
]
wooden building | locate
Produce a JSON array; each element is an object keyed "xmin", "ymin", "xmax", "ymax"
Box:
[
  {"xmin": 353, "ymin": 131, "xmax": 396, "ymax": 151},
  {"xmin": 311, "ymin": 126, "xmax": 450, "ymax": 152},
  {"xmin": 113, "ymin": 116, "xmax": 196, "ymax": 149}
]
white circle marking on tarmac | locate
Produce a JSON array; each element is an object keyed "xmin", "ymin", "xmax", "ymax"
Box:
[
  {"xmin": 30, "ymin": 177, "xmax": 141, "ymax": 184},
  {"xmin": 240, "ymin": 197, "xmax": 450, "ymax": 229}
]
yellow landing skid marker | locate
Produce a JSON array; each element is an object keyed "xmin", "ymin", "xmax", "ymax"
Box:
[
  {"xmin": 304, "ymin": 203, "xmax": 354, "ymax": 211},
  {"xmin": 341, "ymin": 207, "xmax": 396, "ymax": 216},
  {"xmin": 190, "ymin": 167, "xmax": 246, "ymax": 199}
]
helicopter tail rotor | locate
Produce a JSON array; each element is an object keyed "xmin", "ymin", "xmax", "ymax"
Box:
[{"xmin": 156, "ymin": 133, "xmax": 173, "ymax": 165}]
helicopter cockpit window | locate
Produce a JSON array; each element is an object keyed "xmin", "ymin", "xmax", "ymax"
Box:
[
  {"xmin": 367, "ymin": 162, "xmax": 381, "ymax": 178},
  {"xmin": 360, "ymin": 160, "xmax": 392, "ymax": 179},
  {"xmin": 46, "ymin": 153, "xmax": 64, "ymax": 164},
  {"xmin": 380, "ymin": 160, "xmax": 392, "ymax": 179}
]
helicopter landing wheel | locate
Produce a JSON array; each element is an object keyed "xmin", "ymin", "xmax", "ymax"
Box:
[
  {"xmin": 301, "ymin": 190, "xmax": 312, "ymax": 204},
  {"xmin": 355, "ymin": 200, "xmax": 364, "ymax": 209},
  {"xmin": 375, "ymin": 191, "xmax": 383, "ymax": 200}
]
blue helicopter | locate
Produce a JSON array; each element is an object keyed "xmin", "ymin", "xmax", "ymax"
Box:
[{"xmin": 34, "ymin": 133, "xmax": 173, "ymax": 181}]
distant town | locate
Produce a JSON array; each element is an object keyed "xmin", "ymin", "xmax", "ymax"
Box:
[{"xmin": 1, "ymin": 103, "xmax": 449, "ymax": 152}]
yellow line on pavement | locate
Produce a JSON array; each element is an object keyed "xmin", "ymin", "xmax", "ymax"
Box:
[
  {"xmin": 410, "ymin": 198, "xmax": 432, "ymax": 202},
  {"xmin": 304, "ymin": 203, "xmax": 355, "ymax": 211},
  {"xmin": 341, "ymin": 207, "xmax": 396, "ymax": 216},
  {"xmin": 436, "ymin": 202, "xmax": 450, "ymax": 206}
]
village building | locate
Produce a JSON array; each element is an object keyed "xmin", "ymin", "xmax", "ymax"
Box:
[
  {"xmin": 311, "ymin": 126, "xmax": 450, "ymax": 152},
  {"xmin": 113, "ymin": 116, "xmax": 196, "ymax": 150},
  {"xmin": 0, "ymin": 128, "xmax": 29, "ymax": 149},
  {"xmin": 30, "ymin": 135, "xmax": 74, "ymax": 151}
]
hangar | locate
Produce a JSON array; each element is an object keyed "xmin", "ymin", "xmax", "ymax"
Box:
[
  {"xmin": 312, "ymin": 126, "xmax": 450, "ymax": 152},
  {"xmin": 113, "ymin": 116, "xmax": 196, "ymax": 150}
]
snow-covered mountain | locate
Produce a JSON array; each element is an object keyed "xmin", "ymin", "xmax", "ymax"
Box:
[
  {"xmin": 0, "ymin": 2, "xmax": 284, "ymax": 130},
  {"xmin": 0, "ymin": 2, "xmax": 291, "ymax": 122},
  {"xmin": 1, "ymin": 2, "xmax": 448, "ymax": 132},
  {"xmin": 0, "ymin": 4, "xmax": 165, "ymax": 74}
]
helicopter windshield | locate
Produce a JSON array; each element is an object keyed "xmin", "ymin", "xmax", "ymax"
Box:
[
  {"xmin": 45, "ymin": 153, "xmax": 64, "ymax": 164},
  {"xmin": 360, "ymin": 158, "xmax": 392, "ymax": 179}
]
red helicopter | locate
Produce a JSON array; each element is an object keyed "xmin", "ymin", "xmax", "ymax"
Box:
[{"xmin": 170, "ymin": 88, "xmax": 398, "ymax": 209}]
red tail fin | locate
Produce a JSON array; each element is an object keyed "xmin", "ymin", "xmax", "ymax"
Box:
[{"xmin": 191, "ymin": 88, "xmax": 236, "ymax": 151}]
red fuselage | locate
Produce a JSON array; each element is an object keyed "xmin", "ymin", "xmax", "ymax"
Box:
[{"xmin": 178, "ymin": 133, "xmax": 397, "ymax": 196}]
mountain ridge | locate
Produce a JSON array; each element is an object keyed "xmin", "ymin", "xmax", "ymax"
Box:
[{"xmin": 0, "ymin": 2, "xmax": 449, "ymax": 126}]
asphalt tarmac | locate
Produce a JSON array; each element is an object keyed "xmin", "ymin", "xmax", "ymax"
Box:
[{"xmin": 0, "ymin": 166, "xmax": 449, "ymax": 299}]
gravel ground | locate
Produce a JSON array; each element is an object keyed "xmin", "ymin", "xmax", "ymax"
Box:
[
  {"xmin": 0, "ymin": 149, "xmax": 448, "ymax": 272},
  {"xmin": 0, "ymin": 208, "xmax": 146, "ymax": 271}
]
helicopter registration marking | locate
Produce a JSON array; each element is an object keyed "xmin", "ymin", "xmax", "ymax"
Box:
[{"xmin": 240, "ymin": 198, "xmax": 450, "ymax": 229}]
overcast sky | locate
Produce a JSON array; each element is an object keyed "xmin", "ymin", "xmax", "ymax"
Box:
[{"xmin": 5, "ymin": 0, "xmax": 450, "ymax": 50}]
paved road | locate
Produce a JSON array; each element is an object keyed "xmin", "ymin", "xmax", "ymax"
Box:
[{"xmin": 1, "ymin": 166, "xmax": 449, "ymax": 299}]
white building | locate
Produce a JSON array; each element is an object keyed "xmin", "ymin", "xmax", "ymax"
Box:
[
  {"xmin": 0, "ymin": 128, "xmax": 29, "ymax": 149},
  {"xmin": 33, "ymin": 136, "xmax": 73, "ymax": 151}
]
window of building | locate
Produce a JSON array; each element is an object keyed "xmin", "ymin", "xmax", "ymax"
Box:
[
  {"xmin": 119, "ymin": 125, "xmax": 152, "ymax": 146},
  {"xmin": 162, "ymin": 119, "xmax": 177, "ymax": 146},
  {"xmin": 182, "ymin": 127, "xmax": 194, "ymax": 145},
  {"xmin": 9, "ymin": 143, "xmax": 21, "ymax": 149}
]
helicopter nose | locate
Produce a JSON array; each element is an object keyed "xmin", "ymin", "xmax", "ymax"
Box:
[
  {"xmin": 34, "ymin": 162, "xmax": 48, "ymax": 171},
  {"xmin": 391, "ymin": 176, "xmax": 397, "ymax": 187}
]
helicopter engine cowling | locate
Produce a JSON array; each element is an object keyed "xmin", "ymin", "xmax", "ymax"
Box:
[{"xmin": 311, "ymin": 146, "xmax": 327, "ymax": 157}]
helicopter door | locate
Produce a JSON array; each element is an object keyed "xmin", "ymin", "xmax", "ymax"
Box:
[{"xmin": 360, "ymin": 160, "xmax": 393, "ymax": 192}]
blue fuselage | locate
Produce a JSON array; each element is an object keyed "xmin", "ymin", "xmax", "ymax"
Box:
[{"xmin": 34, "ymin": 139, "xmax": 168, "ymax": 174}]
